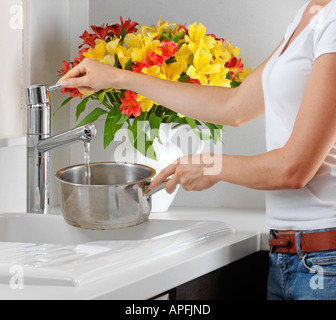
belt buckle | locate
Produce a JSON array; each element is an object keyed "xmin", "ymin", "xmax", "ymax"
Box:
[{"xmin": 269, "ymin": 230, "xmax": 292, "ymax": 253}]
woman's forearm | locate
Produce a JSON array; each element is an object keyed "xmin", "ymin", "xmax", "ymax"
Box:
[
  {"xmin": 215, "ymin": 149, "xmax": 311, "ymax": 191},
  {"xmin": 60, "ymin": 57, "xmax": 266, "ymax": 126}
]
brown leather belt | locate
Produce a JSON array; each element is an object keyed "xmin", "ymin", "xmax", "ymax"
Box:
[{"xmin": 269, "ymin": 230, "xmax": 336, "ymax": 255}]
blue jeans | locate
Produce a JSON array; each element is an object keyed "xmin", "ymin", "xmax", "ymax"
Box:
[{"xmin": 267, "ymin": 230, "xmax": 336, "ymax": 300}]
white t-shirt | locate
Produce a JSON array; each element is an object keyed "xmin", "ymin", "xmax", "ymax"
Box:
[{"xmin": 262, "ymin": 0, "xmax": 336, "ymax": 230}]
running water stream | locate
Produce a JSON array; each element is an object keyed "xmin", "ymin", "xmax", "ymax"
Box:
[{"xmin": 84, "ymin": 140, "xmax": 91, "ymax": 185}]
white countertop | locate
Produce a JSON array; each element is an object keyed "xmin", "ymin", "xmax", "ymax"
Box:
[
  {"xmin": 0, "ymin": 206, "xmax": 268, "ymax": 300},
  {"xmin": 151, "ymin": 206, "xmax": 268, "ymax": 249}
]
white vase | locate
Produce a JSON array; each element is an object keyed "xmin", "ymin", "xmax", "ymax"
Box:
[{"xmin": 113, "ymin": 122, "xmax": 204, "ymax": 212}]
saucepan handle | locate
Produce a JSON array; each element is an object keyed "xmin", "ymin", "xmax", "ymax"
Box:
[{"xmin": 145, "ymin": 179, "xmax": 169, "ymax": 197}]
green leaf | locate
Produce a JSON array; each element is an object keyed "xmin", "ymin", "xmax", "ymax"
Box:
[
  {"xmin": 148, "ymin": 112, "xmax": 162, "ymax": 142},
  {"xmin": 116, "ymin": 114, "xmax": 128, "ymax": 125},
  {"xmin": 185, "ymin": 117, "xmax": 197, "ymax": 129},
  {"xmin": 76, "ymin": 107, "xmax": 108, "ymax": 127},
  {"xmin": 106, "ymin": 91, "xmax": 122, "ymax": 105},
  {"xmin": 103, "ymin": 110, "xmax": 127, "ymax": 149},
  {"xmin": 230, "ymin": 80, "xmax": 242, "ymax": 88},
  {"xmin": 53, "ymin": 96, "xmax": 73, "ymax": 116},
  {"xmin": 98, "ymin": 89, "xmax": 113, "ymax": 104},
  {"xmin": 173, "ymin": 32, "xmax": 184, "ymax": 44},
  {"xmin": 98, "ymin": 90, "xmax": 107, "ymax": 103},
  {"xmin": 127, "ymin": 119, "xmax": 157, "ymax": 160},
  {"xmin": 124, "ymin": 58, "xmax": 134, "ymax": 71},
  {"xmin": 76, "ymin": 96, "xmax": 90, "ymax": 120},
  {"xmin": 204, "ymin": 122, "xmax": 223, "ymax": 144},
  {"xmin": 119, "ymin": 26, "xmax": 127, "ymax": 42}
]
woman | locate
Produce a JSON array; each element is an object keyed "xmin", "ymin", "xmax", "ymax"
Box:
[{"xmin": 59, "ymin": 0, "xmax": 336, "ymax": 299}]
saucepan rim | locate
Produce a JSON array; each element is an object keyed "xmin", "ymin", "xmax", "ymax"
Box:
[{"xmin": 55, "ymin": 161, "xmax": 156, "ymax": 188}]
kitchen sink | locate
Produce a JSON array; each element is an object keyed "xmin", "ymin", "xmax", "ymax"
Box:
[{"xmin": 0, "ymin": 213, "xmax": 233, "ymax": 286}]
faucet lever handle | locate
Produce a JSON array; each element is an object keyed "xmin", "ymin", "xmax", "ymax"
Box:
[{"xmin": 48, "ymin": 83, "xmax": 63, "ymax": 91}]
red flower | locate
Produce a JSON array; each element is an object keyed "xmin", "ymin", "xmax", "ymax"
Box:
[
  {"xmin": 120, "ymin": 91, "xmax": 142, "ymax": 118},
  {"xmin": 145, "ymin": 51, "xmax": 165, "ymax": 68},
  {"xmin": 58, "ymin": 60, "xmax": 70, "ymax": 76},
  {"xmin": 187, "ymin": 78, "xmax": 201, "ymax": 85},
  {"xmin": 207, "ymin": 34, "xmax": 224, "ymax": 42},
  {"xmin": 178, "ymin": 24, "xmax": 188, "ymax": 35},
  {"xmin": 225, "ymin": 56, "xmax": 244, "ymax": 81},
  {"xmin": 108, "ymin": 24, "xmax": 122, "ymax": 38},
  {"xmin": 79, "ymin": 30, "xmax": 98, "ymax": 48},
  {"xmin": 120, "ymin": 17, "xmax": 138, "ymax": 34},
  {"xmin": 57, "ymin": 60, "xmax": 83, "ymax": 99},
  {"xmin": 78, "ymin": 18, "xmax": 138, "ymax": 49},
  {"xmin": 78, "ymin": 48, "xmax": 89, "ymax": 61},
  {"xmin": 132, "ymin": 51, "xmax": 165, "ymax": 73},
  {"xmin": 132, "ymin": 61, "xmax": 146, "ymax": 73},
  {"xmin": 108, "ymin": 17, "xmax": 138, "ymax": 38},
  {"xmin": 225, "ymin": 56, "xmax": 244, "ymax": 73},
  {"xmin": 159, "ymin": 40, "xmax": 178, "ymax": 60},
  {"xmin": 91, "ymin": 24, "xmax": 111, "ymax": 40}
]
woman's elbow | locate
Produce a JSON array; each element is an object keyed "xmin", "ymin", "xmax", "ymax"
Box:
[{"xmin": 281, "ymin": 165, "xmax": 312, "ymax": 190}]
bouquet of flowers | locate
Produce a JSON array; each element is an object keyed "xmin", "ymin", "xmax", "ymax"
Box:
[{"xmin": 58, "ymin": 17, "xmax": 250, "ymax": 160}]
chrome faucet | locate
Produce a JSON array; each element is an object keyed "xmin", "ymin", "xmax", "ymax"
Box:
[{"xmin": 25, "ymin": 85, "xmax": 96, "ymax": 214}]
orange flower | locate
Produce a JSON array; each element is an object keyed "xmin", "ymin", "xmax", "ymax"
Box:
[
  {"xmin": 225, "ymin": 56, "xmax": 244, "ymax": 80},
  {"xmin": 120, "ymin": 90, "xmax": 142, "ymax": 118},
  {"xmin": 159, "ymin": 40, "xmax": 178, "ymax": 59},
  {"xmin": 132, "ymin": 52, "xmax": 165, "ymax": 73}
]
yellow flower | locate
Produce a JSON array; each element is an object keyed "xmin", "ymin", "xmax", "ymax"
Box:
[
  {"xmin": 187, "ymin": 48, "xmax": 220, "ymax": 85},
  {"xmin": 124, "ymin": 34, "xmax": 160, "ymax": 63},
  {"xmin": 185, "ymin": 22, "xmax": 216, "ymax": 54},
  {"xmin": 124, "ymin": 33, "xmax": 143, "ymax": 50},
  {"xmin": 236, "ymin": 68, "xmax": 252, "ymax": 82},
  {"xmin": 106, "ymin": 38, "xmax": 120, "ymax": 56},
  {"xmin": 175, "ymin": 43, "xmax": 192, "ymax": 72},
  {"xmin": 141, "ymin": 65, "xmax": 164, "ymax": 78},
  {"xmin": 140, "ymin": 17, "xmax": 176, "ymax": 40},
  {"xmin": 211, "ymin": 41, "xmax": 231, "ymax": 65},
  {"xmin": 78, "ymin": 89, "xmax": 95, "ymax": 96},
  {"xmin": 102, "ymin": 54, "xmax": 115, "ymax": 66},
  {"xmin": 160, "ymin": 62, "xmax": 184, "ymax": 82},
  {"xmin": 83, "ymin": 39, "xmax": 107, "ymax": 62},
  {"xmin": 208, "ymin": 65, "xmax": 231, "ymax": 87},
  {"xmin": 115, "ymin": 46, "xmax": 131, "ymax": 69},
  {"xmin": 225, "ymin": 40, "xmax": 240, "ymax": 57},
  {"xmin": 136, "ymin": 94, "xmax": 154, "ymax": 112}
]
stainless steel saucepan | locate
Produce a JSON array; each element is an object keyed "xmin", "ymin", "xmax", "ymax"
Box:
[{"xmin": 55, "ymin": 162, "xmax": 168, "ymax": 230}]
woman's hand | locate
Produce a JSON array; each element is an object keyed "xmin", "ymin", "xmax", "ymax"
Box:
[
  {"xmin": 58, "ymin": 58, "xmax": 122, "ymax": 92},
  {"xmin": 150, "ymin": 154, "xmax": 221, "ymax": 194}
]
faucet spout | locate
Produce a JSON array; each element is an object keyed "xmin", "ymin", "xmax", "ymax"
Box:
[
  {"xmin": 25, "ymin": 84, "xmax": 97, "ymax": 215},
  {"xmin": 37, "ymin": 124, "xmax": 96, "ymax": 153}
]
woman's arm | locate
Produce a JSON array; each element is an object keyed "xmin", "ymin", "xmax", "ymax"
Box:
[
  {"xmin": 59, "ymin": 46, "xmax": 278, "ymax": 126},
  {"xmin": 151, "ymin": 53, "xmax": 336, "ymax": 192}
]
